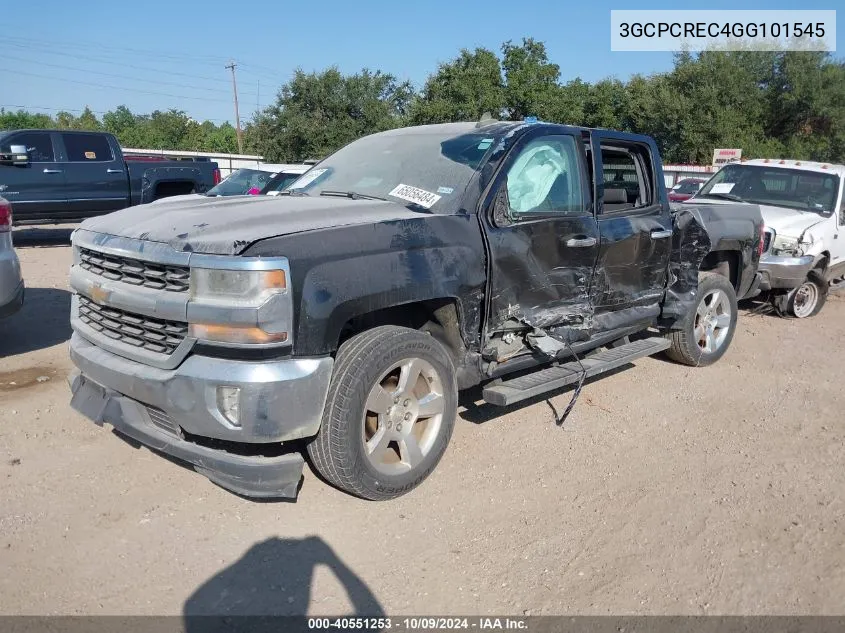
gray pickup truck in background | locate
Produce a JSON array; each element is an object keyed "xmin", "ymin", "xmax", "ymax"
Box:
[{"xmin": 0, "ymin": 129, "xmax": 220, "ymax": 225}]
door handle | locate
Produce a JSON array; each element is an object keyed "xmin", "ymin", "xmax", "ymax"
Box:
[
  {"xmin": 565, "ymin": 236, "xmax": 597, "ymax": 248},
  {"xmin": 651, "ymin": 229, "xmax": 672, "ymax": 239},
  {"xmin": 106, "ymin": 168, "xmax": 124, "ymax": 174},
  {"xmin": 42, "ymin": 168, "xmax": 63, "ymax": 174}
]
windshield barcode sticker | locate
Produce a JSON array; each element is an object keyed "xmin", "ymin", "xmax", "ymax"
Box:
[
  {"xmin": 710, "ymin": 183, "xmax": 735, "ymax": 194},
  {"xmin": 290, "ymin": 168, "xmax": 327, "ymax": 189},
  {"xmin": 388, "ymin": 184, "xmax": 441, "ymax": 209}
]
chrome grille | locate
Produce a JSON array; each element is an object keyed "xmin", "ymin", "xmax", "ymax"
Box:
[
  {"xmin": 79, "ymin": 247, "xmax": 190, "ymax": 293},
  {"xmin": 78, "ymin": 295, "xmax": 188, "ymax": 355}
]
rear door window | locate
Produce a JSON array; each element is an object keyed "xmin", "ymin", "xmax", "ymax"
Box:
[
  {"xmin": 600, "ymin": 145, "xmax": 654, "ymax": 212},
  {"xmin": 61, "ymin": 133, "xmax": 114, "ymax": 162}
]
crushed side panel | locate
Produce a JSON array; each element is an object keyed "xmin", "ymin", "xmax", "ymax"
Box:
[{"xmin": 661, "ymin": 208, "xmax": 712, "ymax": 324}]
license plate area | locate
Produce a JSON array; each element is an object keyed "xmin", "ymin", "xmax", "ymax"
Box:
[{"xmin": 69, "ymin": 376, "xmax": 110, "ymax": 424}]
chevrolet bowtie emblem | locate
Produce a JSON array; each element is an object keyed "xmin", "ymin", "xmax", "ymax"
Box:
[{"xmin": 89, "ymin": 284, "xmax": 110, "ymax": 304}]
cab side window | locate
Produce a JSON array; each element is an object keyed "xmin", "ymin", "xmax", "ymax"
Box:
[
  {"xmin": 600, "ymin": 145, "xmax": 654, "ymax": 212},
  {"xmin": 1, "ymin": 132, "xmax": 55, "ymax": 162},
  {"xmin": 61, "ymin": 133, "xmax": 114, "ymax": 162},
  {"xmin": 839, "ymin": 194, "xmax": 845, "ymax": 226},
  {"xmin": 506, "ymin": 136, "xmax": 584, "ymax": 216}
]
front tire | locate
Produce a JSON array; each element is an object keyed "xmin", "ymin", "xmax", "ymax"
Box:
[
  {"xmin": 786, "ymin": 271, "xmax": 827, "ymax": 318},
  {"xmin": 665, "ymin": 272, "xmax": 738, "ymax": 367},
  {"xmin": 307, "ymin": 326, "xmax": 458, "ymax": 500}
]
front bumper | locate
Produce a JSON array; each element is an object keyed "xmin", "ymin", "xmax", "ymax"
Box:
[
  {"xmin": 69, "ymin": 371, "xmax": 305, "ymax": 498},
  {"xmin": 758, "ymin": 254, "xmax": 815, "ymax": 291},
  {"xmin": 70, "ymin": 333, "xmax": 333, "ymax": 443},
  {"xmin": 69, "ymin": 333, "xmax": 334, "ymax": 497}
]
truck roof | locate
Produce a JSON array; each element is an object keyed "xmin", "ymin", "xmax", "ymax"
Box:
[
  {"xmin": 374, "ymin": 120, "xmax": 656, "ymax": 143},
  {"xmin": 0, "ymin": 129, "xmax": 116, "ymax": 135},
  {"xmin": 741, "ymin": 158, "xmax": 845, "ymax": 178}
]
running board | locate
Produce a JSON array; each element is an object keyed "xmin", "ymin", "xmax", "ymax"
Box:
[{"xmin": 482, "ymin": 336, "xmax": 670, "ymax": 407}]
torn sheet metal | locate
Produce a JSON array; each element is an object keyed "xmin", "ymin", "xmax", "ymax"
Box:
[
  {"xmin": 678, "ymin": 200, "xmax": 764, "ymax": 301},
  {"xmin": 592, "ymin": 213, "xmax": 672, "ymax": 315},
  {"xmin": 661, "ymin": 208, "xmax": 712, "ymax": 322},
  {"xmin": 484, "ymin": 214, "xmax": 598, "ymax": 337}
]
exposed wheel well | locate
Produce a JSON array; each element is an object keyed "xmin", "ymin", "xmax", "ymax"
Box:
[
  {"xmin": 813, "ymin": 251, "xmax": 830, "ymax": 271},
  {"xmin": 699, "ymin": 250, "xmax": 739, "ymax": 290},
  {"xmin": 153, "ymin": 181, "xmax": 196, "ymax": 200},
  {"xmin": 338, "ymin": 299, "xmax": 466, "ymax": 361}
]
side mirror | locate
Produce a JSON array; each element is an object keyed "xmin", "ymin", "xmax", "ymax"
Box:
[{"xmin": 0, "ymin": 145, "xmax": 30, "ymax": 167}]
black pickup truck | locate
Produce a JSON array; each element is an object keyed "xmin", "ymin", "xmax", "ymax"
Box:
[
  {"xmin": 0, "ymin": 129, "xmax": 219, "ymax": 225},
  {"xmin": 67, "ymin": 120, "xmax": 763, "ymax": 501}
]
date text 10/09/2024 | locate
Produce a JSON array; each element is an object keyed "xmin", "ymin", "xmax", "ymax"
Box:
[{"xmin": 308, "ymin": 618, "xmax": 529, "ymax": 630}]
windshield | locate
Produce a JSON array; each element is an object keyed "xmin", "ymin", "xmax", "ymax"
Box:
[
  {"xmin": 261, "ymin": 172, "xmax": 304, "ymax": 194},
  {"xmin": 698, "ymin": 164, "xmax": 840, "ymax": 215},
  {"xmin": 207, "ymin": 168, "xmax": 275, "ymax": 196},
  {"xmin": 288, "ymin": 127, "xmax": 498, "ymax": 213}
]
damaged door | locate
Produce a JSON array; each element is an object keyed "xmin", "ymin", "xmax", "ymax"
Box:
[
  {"xmin": 589, "ymin": 133, "xmax": 673, "ymax": 332},
  {"xmin": 483, "ymin": 131, "xmax": 598, "ymax": 335}
]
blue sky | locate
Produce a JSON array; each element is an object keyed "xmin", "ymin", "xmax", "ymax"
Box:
[{"xmin": 2, "ymin": 0, "xmax": 842, "ymax": 125}]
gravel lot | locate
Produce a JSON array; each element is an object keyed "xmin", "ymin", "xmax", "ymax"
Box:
[{"xmin": 1, "ymin": 226, "xmax": 843, "ymax": 616}]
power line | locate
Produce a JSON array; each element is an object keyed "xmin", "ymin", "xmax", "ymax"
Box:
[
  {"xmin": 0, "ymin": 67, "xmax": 236, "ymax": 102},
  {"xmin": 3, "ymin": 35, "xmax": 289, "ymax": 86},
  {"xmin": 0, "ymin": 104, "xmax": 238, "ymax": 124},
  {"xmin": 3, "ymin": 53, "xmax": 256, "ymax": 97},
  {"xmin": 2, "ymin": 42, "xmax": 263, "ymax": 89},
  {"xmin": 2, "ymin": 35, "xmax": 234, "ymax": 65}
]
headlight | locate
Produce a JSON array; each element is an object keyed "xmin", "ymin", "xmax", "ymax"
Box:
[
  {"xmin": 771, "ymin": 235, "xmax": 804, "ymax": 257},
  {"xmin": 188, "ymin": 264, "xmax": 291, "ymax": 346},
  {"xmin": 190, "ymin": 268, "xmax": 286, "ymax": 306}
]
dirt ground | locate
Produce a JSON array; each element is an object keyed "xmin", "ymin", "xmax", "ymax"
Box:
[{"xmin": 1, "ymin": 226, "xmax": 843, "ymax": 617}]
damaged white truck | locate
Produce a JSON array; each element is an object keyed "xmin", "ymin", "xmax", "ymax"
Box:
[
  {"xmin": 691, "ymin": 159, "xmax": 845, "ymax": 317},
  {"xmin": 68, "ymin": 120, "xmax": 763, "ymax": 501}
]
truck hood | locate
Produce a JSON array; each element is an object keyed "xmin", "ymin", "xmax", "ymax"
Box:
[
  {"xmin": 79, "ymin": 194, "xmax": 430, "ymax": 255},
  {"xmin": 684, "ymin": 198, "xmax": 826, "ymax": 238}
]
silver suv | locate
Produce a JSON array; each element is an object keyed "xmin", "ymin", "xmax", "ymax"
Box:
[{"xmin": 0, "ymin": 197, "xmax": 24, "ymax": 319}]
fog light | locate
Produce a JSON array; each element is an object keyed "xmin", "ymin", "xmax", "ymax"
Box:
[{"xmin": 217, "ymin": 386, "xmax": 241, "ymax": 426}]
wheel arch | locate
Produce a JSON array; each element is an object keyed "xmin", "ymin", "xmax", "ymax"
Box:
[
  {"xmin": 812, "ymin": 250, "xmax": 831, "ymax": 271},
  {"xmin": 699, "ymin": 249, "xmax": 740, "ymax": 291},
  {"xmin": 337, "ymin": 297, "xmax": 468, "ymax": 363}
]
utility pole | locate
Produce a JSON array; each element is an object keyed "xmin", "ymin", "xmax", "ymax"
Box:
[{"xmin": 225, "ymin": 60, "xmax": 244, "ymax": 154}]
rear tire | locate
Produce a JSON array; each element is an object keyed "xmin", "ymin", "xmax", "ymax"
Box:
[
  {"xmin": 307, "ymin": 326, "xmax": 457, "ymax": 500},
  {"xmin": 665, "ymin": 272, "xmax": 738, "ymax": 367}
]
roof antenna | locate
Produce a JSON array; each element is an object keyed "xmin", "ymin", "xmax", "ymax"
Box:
[{"xmin": 476, "ymin": 112, "xmax": 497, "ymax": 128}]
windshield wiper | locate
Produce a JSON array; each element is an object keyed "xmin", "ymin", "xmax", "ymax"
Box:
[
  {"xmin": 320, "ymin": 190, "xmax": 387, "ymax": 201},
  {"xmin": 699, "ymin": 192, "xmax": 745, "ymax": 202}
]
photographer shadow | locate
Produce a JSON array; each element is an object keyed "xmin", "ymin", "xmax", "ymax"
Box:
[{"xmin": 184, "ymin": 536, "xmax": 384, "ymax": 631}]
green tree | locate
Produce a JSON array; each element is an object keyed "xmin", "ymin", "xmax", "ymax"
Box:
[
  {"xmin": 0, "ymin": 109, "xmax": 54, "ymax": 129},
  {"xmin": 409, "ymin": 48, "xmax": 504, "ymax": 124},
  {"xmin": 253, "ymin": 67, "xmax": 412, "ymax": 162},
  {"xmin": 501, "ymin": 38, "xmax": 560, "ymax": 120}
]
